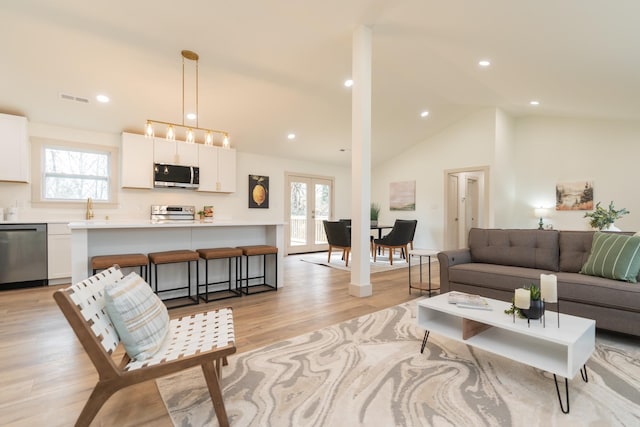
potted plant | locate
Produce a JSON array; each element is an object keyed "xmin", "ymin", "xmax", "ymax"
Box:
[
  {"xmin": 196, "ymin": 210, "xmax": 205, "ymax": 220},
  {"xmin": 504, "ymin": 284, "xmax": 544, "ymax": 319},
  {"xmin": 584, "ymin": 201, "xmax": 629, "ymax": 231},
  {"xmin": 370, "ymin": 203, "xmax": 380, "ymax": 227}
]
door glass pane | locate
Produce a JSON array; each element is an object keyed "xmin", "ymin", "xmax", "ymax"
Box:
[
  {"xmin": 290, "ymin": 182, "xmax": 307, "ymax": 246},
  {"xmin": 315, "ymin": 182, "xmax": 330, "ymax": 244}
]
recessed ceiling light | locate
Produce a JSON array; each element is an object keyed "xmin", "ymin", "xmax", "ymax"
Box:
[
  {"xmin": 287, "ymin": 133, "xmax": 296, "ymax": 140},
  {"xmin": 96, "ymin": 94, "xmax": 110, "ymax": 103},
  {"xmin": 420, "ymin": 111, "xmax": 429, "ymax": 118},
  {"xmin": 530, "ymin": 100, "xmax": 540, "ymax": 106},
  {"xmin": 186, "ymin": 113, "xmax": 197, "ymax": 120},
  {"xmin": 344, "ymin": 79, "xmax": 354, "ymax": 88},
  {"xmin": 478, "ymin": 60, "xmax": 491, "ymax": 67}
]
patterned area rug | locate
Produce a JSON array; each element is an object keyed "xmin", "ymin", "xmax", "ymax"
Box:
[
  {"xmin": 157, "ymin": 301, "xmax": 640, "ymax": 427},
  {"xmin": 299, "ymin": 251, "xmax": 422, "ymax": 273}
]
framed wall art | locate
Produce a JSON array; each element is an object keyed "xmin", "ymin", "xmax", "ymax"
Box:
[
  {"xmin": 390, "ymin": 180, "xmax": 416, "ymax": 211},
  {"xmin": 249, "ymin": 175, "xmax": 269, "ymax": 208},
  {"xmin": 556, "ymin": 181, "xmax": 593, "ymax": 210}
]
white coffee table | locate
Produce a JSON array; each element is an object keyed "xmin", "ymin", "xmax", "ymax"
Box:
[{"xmin": 417, "ymin": 293, "xmax": 595, "ymax": 414}]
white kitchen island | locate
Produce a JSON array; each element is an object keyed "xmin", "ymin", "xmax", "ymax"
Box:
[{"xmin": 68, "ymin": 219, "xmax": 285, "ymax": 288}]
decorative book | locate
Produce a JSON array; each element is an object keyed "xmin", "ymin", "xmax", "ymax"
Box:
[{"xmin": 447, "ymin": 291, "xmax": 492, "ymax": 310}]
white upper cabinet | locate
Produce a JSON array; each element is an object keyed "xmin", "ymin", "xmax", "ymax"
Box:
[
  {"xmin": 217, "ymin": 147, "xmax": 237, "ymax": 193},
  {"xmin": 197, "ymin": 145, "xmax": 236, "ymax": 193},
  {"xmin": 121, "ymin": 132, "xmax": 235, "ymax": 193},
  {"xmin": 0, "ymin": 113, "xmax": 29, "ymax": 183},
  {"xmin": 153, "ymin": 139, "xmax": 198, "ymax": 166},
  {"xmin": 121, "ymin": 132, "xmax": 153, "ymax": 189}
]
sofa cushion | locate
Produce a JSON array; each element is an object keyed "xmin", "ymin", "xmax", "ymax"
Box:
[
  {"xmin": 556, "ymin": 271, "xmax": 640, "ymax": 312},
  {"xmin": 449, "ymin": 263, "xmax": 549, "ymax": 293},
  {"xmin": 448, "ymin": 263, "xmax": 640, "ymax": 313},
  {"xmin": 580, "ymin": 232, "xmax": 640, "ymax": 282},
  {"xmin": 468, "ymin": 228, "xmax": 559, "ymax": 271},
  {"xmin": 559, "ymin": 231, "xmax": 595, "ymax": 272}
]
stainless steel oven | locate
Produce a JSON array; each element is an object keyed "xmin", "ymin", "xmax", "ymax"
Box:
[
  {"xmin": 0, "ymin": 223, "xmax": 48, "ymax": 289},
  {"xmin": 150, "ymin": 205, "xmax": 196, "ymax": 222}
]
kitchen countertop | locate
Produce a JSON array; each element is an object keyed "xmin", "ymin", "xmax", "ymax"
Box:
[{"xmin": 68, "ymin": 219, "xmax": 286, "ymax": 230}]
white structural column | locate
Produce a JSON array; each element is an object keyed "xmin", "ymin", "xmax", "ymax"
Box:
[{"xmin": 349, "ymin": 25, "xmax": 373, "ymax": 298}]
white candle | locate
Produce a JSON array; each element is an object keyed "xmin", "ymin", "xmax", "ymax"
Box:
[
  {"xmin": 540, "ymin": 274, "xmax": 558, "ymax": 303},
  {"xmin": 514, "ymin": 288, "xmax": 530, "ymax": 309}
]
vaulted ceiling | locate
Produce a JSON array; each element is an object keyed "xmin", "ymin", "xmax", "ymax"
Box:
[{"xmin": 2, "ymin": 1, "xmax": 639, "ymax": 166}]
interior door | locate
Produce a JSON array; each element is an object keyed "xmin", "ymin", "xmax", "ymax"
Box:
[
  {"xmin": 286, "ymin": 174, "xmax": 333, "ymax": 254},
  {"xmin": 465, "ymin": 177, "xmax": 479, "ymax": 246},
  {"xmin": 445, "ymin": 167, "xmax": 488, "ymax": 250},
  {"xmin": 446, "ymin": 174, "xmax": 459, "ymax": 249}
]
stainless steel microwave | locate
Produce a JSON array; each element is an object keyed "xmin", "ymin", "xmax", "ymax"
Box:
[{"xmin": 153, "ymin": 163, "xmax": 199, "ymax": 188}]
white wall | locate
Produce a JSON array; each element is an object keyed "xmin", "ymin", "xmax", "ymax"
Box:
[
  {"xmin": 372, "ymin": 108, "xmax": 498, "ymax": 250},
  {"xmin": 372, "ymin": 112, "xmax": 640, "ymax": 250},
  {"xmin": 513, "ymin": 116, "xmax": 640, "ymax": 231},
  {"xmin": 8, "ymin": 114, "xmax": 638, "ymax": 239},
  {"xmin": 0, "ymin": 122, "xmax": 351, "ymax": 223},
  {"xmin": 492, "ymin": 109, "xmax": 516, "ymax": 227}
]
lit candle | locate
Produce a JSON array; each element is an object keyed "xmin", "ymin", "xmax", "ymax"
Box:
[
  {"xmin": 514, "ymin": 288, "xmax": 530, "ymax": 309},
  {"xmin": 540, "ymin": 274, "xmax": 558, "ymax": 303}
]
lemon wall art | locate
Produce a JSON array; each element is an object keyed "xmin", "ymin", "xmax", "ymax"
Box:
[{"xmin": 249, "ymin": 175, "xmax": 269, "ymax": 208}]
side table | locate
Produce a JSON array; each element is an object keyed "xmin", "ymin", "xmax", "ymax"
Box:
[{"xmin": 408, "ymin": 249, "xmax": 440, "ymax": 296}]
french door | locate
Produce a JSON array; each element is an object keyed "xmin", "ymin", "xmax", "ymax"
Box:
[{"xmin": 286, "ymin": 174, "xmax": 334, "ymax": 254}]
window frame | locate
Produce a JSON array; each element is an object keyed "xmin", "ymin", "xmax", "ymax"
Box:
[{"xmin": 31, "ymin": 137, "xmax": 119, "ymax": 208}]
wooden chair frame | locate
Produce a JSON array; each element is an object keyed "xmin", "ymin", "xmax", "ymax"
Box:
[{"xmin": 53, "ymin": 267, "xmax": 236, "ymax": 427}]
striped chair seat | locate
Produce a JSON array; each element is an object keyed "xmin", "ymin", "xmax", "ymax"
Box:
[{"xmin": 126, "ymin": 308, "xmax": 235, "ymax": 370}]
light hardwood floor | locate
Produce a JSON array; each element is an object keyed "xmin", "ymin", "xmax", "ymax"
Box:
[{"xmin": 0, "ymin": 254, "xmax": 439, "ymax": 427}]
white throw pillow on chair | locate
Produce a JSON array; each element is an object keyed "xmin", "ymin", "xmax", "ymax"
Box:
[{"xmin": 104, "ymin": 272, "xmax": 170, "ymax": 360}]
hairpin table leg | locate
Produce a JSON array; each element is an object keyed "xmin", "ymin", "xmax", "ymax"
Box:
[
  {"xmin": 553, "ymin": 374, "xmax": 570, "ymax": 414},
  {"xmin": 553, "ymin": 363, "xmax": 587, "ymax": 415},
  {"xmin": 420, "ymin": 330, "xmax": 430, "ymax": 354},
  {"xmin": 580, "ymin": 365, "xmax": 588, "ymax": 382}
]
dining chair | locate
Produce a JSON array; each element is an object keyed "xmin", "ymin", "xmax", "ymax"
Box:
[
  {"xmin": 373, "ymin": 219, "xmax": 417, "ymax": 265},
  {"xmin": 323, "ymin": 220, "xmax": 352, "ymax": 266},
  {"xmin": 397, "ymin": 219, "xmax": 418, "ymax": 257}
]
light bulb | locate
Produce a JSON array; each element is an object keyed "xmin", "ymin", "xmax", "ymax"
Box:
[
  {"xmin": 145, "ymin": 122, "xmax": 154, "ymax": 138},
  {"xmin": 223, "ymin": 135, "xmax": 230, "ymax": 148},
  {"xmin": 186, "ymin": 128, "xmax": 194, "ymax": 143},
  {"xmin": 205, "ymin": 131, "xmax": 213, "ymax": 145},
  {"xmin": 166, "ymin": 125, "xmax": 175, "ymax": 141}
]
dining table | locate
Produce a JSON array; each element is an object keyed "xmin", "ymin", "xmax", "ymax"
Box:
[
  {"xmin": 347, "ymin": 223, "xmax": 393, "ymax": 238},
  {"xmin": 370, "ymin": 224, "xmax": 393, "ymax": 239}
]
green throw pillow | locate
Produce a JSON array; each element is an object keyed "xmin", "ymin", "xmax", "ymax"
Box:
[{"xmin": 580, "ymin": 232, "xmax": 640, "ymax": 282}]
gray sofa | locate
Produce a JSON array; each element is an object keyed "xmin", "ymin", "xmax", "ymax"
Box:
[{"xmin": 438, "ymin": 228, "xmax": 640, "ymax": 336}]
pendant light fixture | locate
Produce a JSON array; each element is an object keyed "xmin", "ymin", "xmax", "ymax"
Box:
[{"xmin": 145, "ymin": 50, "xmax": 230, "ymax": 147}]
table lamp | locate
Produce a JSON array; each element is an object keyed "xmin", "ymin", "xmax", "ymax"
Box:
[{"xmin": 534, "ymin": 207, "xmax": 549, "ymax": 230}]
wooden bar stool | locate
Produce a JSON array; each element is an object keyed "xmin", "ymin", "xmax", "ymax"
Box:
[
  {"xmin": 236, "ymin": 245, "xmax": 278, "ymax": 295},
  {"xmin": 148, "ymin": 250, "xmax": 199, "ymax": 308},
  {"xmin": 196, "ymin": 247, "xmax": 243, "ymax": 302},
  {"xmin": 91, "ymin": 253, "xmax": 148, "ymax": 280}
]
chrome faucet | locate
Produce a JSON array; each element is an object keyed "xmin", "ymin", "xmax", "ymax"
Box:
[{"xmin": 86, "ymin": 197, "xmax": 94, "ymax": 220}]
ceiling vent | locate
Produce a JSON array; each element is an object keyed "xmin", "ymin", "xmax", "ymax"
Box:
[{"xmin": 59, "ymin": 93, "xmax": 90, "ymax": 104}]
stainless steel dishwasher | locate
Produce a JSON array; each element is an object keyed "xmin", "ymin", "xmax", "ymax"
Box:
[{"xmin": 0, "ymin": 223, "xmax": 48, "ymax": 289}]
